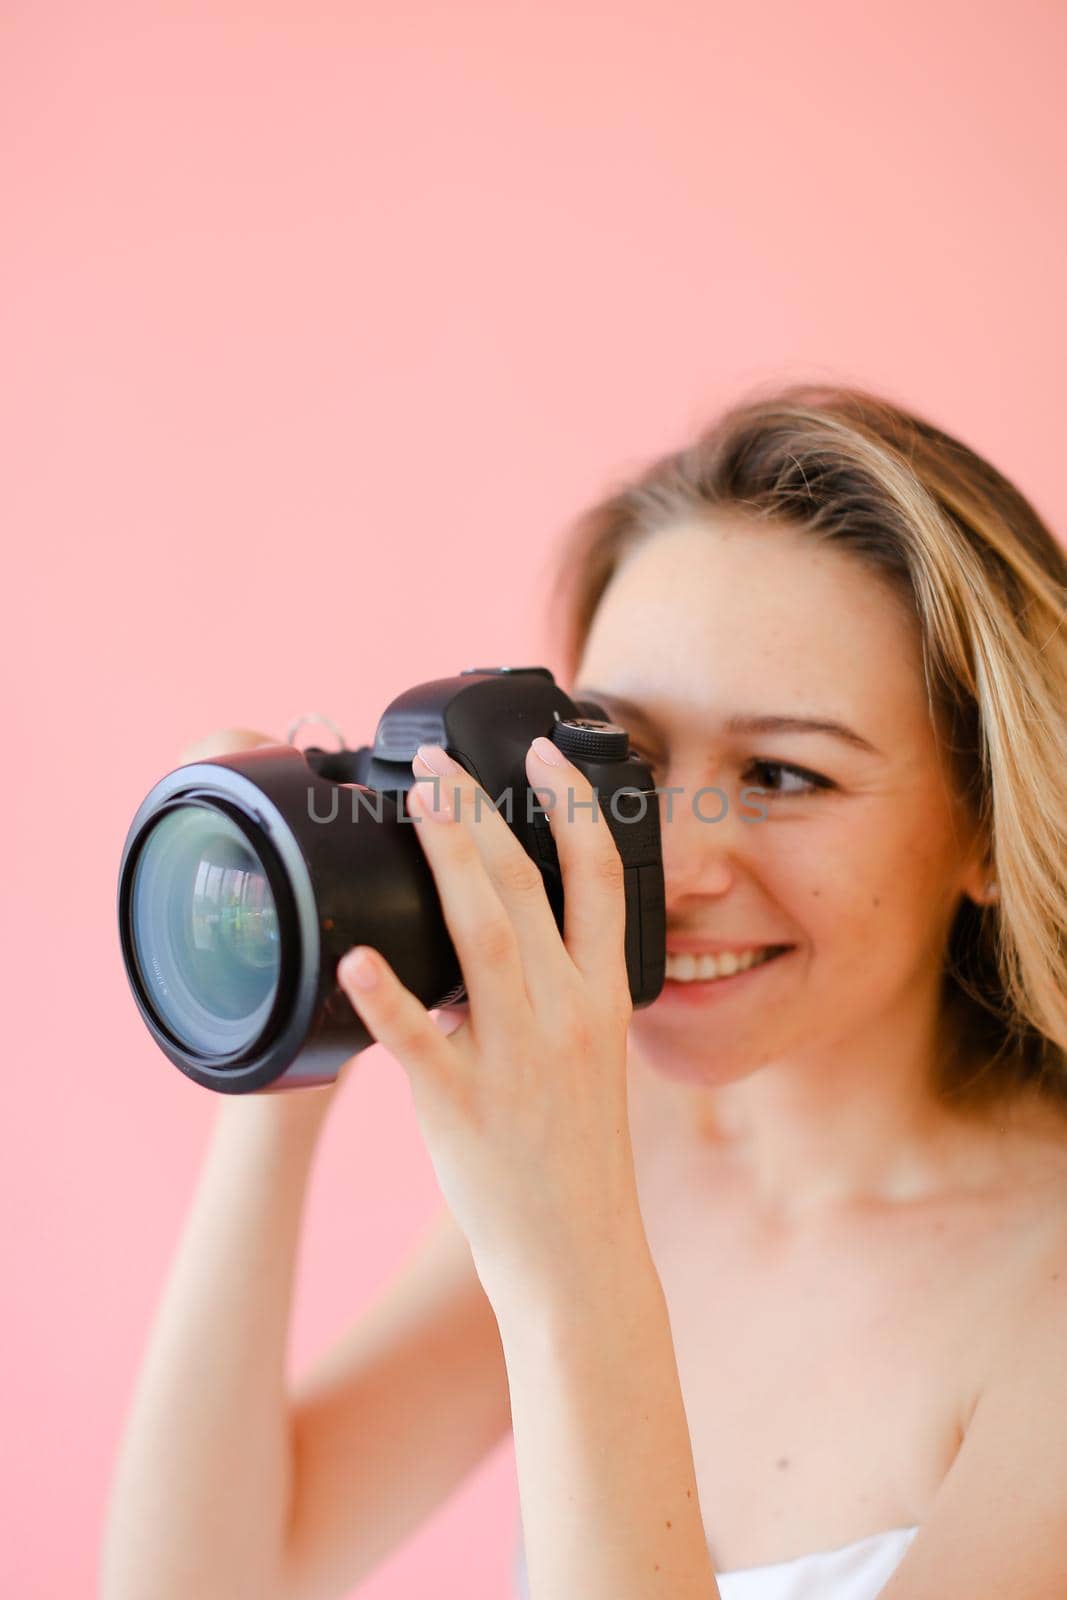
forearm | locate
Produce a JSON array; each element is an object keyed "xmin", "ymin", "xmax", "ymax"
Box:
[
  {"xmin": 495, "ymin": 1220, "xmax": 720, "ymax": 1600},
  {"xmin": 101, "ymin": 1089, "xmax": 333, "ymax": 1600}
]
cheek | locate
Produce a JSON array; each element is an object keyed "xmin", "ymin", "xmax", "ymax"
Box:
[
  {"xmin": 758, "ymin": 822, "xmax": 877, "ymax": 935},
  {"xmin": 785, "ymin": 809, "xmax": 956, "ymax": 973}
]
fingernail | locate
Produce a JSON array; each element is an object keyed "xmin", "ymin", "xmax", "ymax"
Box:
[
  {"xmin": 530, "ymin": 735, "xmax": 566, "ymax": 767},
  {"xmin": 415, "ymin": 744, "xmax": 461, "ymax": 776},
  {"xmin": 408, "ymin": 775, "xmax": 454, "ymax": 821},
  {"xmin": 341, "ymin": 948, "xmax": 378, "ymax": 990}
]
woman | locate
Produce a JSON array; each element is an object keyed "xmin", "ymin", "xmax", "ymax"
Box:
[{"xmin": 102, "ymin": 385, "xmax": 1067, "ymax": 1600}]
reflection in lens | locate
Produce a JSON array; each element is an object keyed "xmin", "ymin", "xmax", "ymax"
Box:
[{"xmin": 130, "ymin": 806, "xmax": 282, "ymax": 1057}]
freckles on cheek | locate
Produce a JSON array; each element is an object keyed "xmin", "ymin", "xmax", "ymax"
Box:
[
  {"xmin": 805, "ymin": 866, "xmax": 892, "ymax": 960},
  {"xmin": 777, "ymin": 831, "xmax": 895, "ymax": 951}
]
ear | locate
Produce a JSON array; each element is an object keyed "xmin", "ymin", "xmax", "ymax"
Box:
[
  {"xmin": 947, "ymin": 780, "xmax": 998, "ymax": 907},
  {"xmin": 958, "ymin": 845, "xmax": 999, "ymax": 908}
]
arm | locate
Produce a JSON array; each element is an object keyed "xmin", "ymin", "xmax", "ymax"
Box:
[
  {"xmin": 495, "ymin": 1212, "xmax": 720, "ymax": 1600},
  {"xmin": 332, "ymin": 742, "xmax": 721, "ymax": 1600},
  {"xmin": 101, "ymin": 1090, "xmax": 334, "ymax": 1600},
  {"xmin": 283, "ymin": 1204, "xmax": 511, "ymax": 1598},
  {"xmin": 101, "ymin": 1093, "xmax": 514, "ymax": 1600}
]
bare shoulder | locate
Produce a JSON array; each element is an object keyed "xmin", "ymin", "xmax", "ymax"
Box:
[
  {"xmin": 991, "ymin": 1084, "xmax": 1067, "ymax": 1239},
  {"xmin": 961, "ymin": 1086, "xmax": 1067, "ymax": 1410},
  {"xmin": 882, "ymin": 1097, "xmax": 1067, "ymax": 1598}
]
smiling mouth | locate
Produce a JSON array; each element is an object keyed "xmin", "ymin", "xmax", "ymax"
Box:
[{"xmin": 661, "ymin": 944, "xmax": 795, "ymax": 986}]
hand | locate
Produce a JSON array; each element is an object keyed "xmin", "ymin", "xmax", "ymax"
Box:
[
  {"xmin": 178, "ymin": 727, "xmax": 278, "ymax": 763},
  {"xmin": 336, "ymin": 737, "xmax": 644, "ymax": 1313}
]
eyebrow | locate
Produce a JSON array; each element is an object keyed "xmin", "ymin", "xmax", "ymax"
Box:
[{"xmin": 576, "ymin": 688, "xmax": 882, "ymax": 757}]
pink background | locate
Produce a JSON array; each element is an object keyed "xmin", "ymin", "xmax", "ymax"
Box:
[{"xmin": 4, "ymin": 3, "xmax": 1066, "ymax": 1596}]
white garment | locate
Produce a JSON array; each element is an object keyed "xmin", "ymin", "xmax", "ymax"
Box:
[{"xmin": 512, "ymin": 1523, "xmax": 920, "ymax": 1599}]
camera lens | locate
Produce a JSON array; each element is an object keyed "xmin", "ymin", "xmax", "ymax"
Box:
[{"xmin": 128, "ymin": 804, "xmax": 282, "ymax": 1057}]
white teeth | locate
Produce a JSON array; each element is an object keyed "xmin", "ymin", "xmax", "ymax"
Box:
[{"xmin": 664, "ymin": 948, "xmax": 777, "ymax": 983}]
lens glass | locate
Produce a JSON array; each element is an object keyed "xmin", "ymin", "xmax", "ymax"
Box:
[{"xmin": 129, "ymin": 805, "xmax": 282, "ymax": 1056}]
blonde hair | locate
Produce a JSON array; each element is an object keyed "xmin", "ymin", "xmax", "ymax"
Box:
[{"xmin": 549, "ymin": 384, "xmax": 1067, "ymax": 1108}]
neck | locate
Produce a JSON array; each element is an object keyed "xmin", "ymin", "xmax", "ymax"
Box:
[{"xmin": 629, "ymin": 986, "xmax": 1007, "ymax": 1223}]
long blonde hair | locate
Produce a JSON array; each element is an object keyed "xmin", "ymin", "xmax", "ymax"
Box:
[{"xmin": 549, "ymin": 384, "xmax": 1067, "ymax": 1108}]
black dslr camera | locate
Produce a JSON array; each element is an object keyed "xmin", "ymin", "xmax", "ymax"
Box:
[{"xmin": 117, "ymin": 666, "xmax": 666, "ymax": 1093}]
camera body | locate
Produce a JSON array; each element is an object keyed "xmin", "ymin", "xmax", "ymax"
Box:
[{"xmin": 117, "ymin": 666, "xmax": 666, "ymax": 1093}]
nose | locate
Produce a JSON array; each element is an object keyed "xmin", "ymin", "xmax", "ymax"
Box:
[{"xmin": 656, "ymin": 775, "xmax": 740, "ymax": 906}]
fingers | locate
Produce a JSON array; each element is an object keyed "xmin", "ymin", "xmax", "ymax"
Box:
[
  {"xmin": 337, "ymin": 947, "xmax": 455, "ymax": 1086},
  {"xmin": 525, "ymin": 737, "xmax": 630, "ymax": 1001},
  {"xmin": 179, "ymin": 728, "xmax": 278, "ymax": 763},
  {"xmin": 432, "ymin": 1001, "xmax": 471, "ymax": 1040},
  {"xmin": 403, "ymin": 762, "xmax": 536, "ymax": 1030},
  {"xmin": 412, "ymin": 750, "xmax": 571, "ymax": 1001}
]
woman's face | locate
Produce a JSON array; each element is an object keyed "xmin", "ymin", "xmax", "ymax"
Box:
[{"xmin": 574, "ymin": 516, "xmax": 988, "ymax": 1089}]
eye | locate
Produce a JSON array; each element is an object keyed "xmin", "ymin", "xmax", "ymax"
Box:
[
  {"xmin": 743, "ymin": 759, "xmax": 834, "ymax": 797},
  {"xmin": 621, "ymin": 735, "xmax": 652, "ymax": 760},
  {"xmin": 628, "ymin": 742, "xmax": 664, "ymax": 770}
]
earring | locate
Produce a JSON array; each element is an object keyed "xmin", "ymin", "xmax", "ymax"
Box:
[{"xmin": 983, "ymin": 879, "xmax": 999, "ymax": 903}]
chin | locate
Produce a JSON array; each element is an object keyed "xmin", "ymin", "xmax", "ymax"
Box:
[{"xmin": 629, "ymin": 1019, "xmax": 764, "ymax": 1089}]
